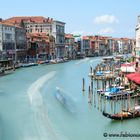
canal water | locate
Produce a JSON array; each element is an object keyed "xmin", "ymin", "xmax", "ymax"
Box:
[{"xmin": 0, "ymin": 57, "xmax": 140, "ymax": 140}]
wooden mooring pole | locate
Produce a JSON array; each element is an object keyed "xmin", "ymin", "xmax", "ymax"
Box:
[
  {"xmin": 82, "ymin": 78, "xmax": 85, "ymax": 91},
  {"xmin": 94, "ymin": 88, "xmax": 96, "ymax": 108}
]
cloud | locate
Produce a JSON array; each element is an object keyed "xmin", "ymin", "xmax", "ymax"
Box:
[
  {"xmin": 98, "ymin": 27, "xmax": 114, "ymax": 34},
  {"xmin": 94, "ymin": 15, "xmax": 119, "ymax": 24}
]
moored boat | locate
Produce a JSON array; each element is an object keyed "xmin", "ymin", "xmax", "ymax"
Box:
[
  {"xmin": 21, "ymin": 62, "xmax": 38, "ymax": 67},
  {"xmin": 102, "ymin": 106, "xmax": 140, "ymax": 120},
  {"xmin": 104, "ymin": 90, "xmax": 134, "ymax": 100}
]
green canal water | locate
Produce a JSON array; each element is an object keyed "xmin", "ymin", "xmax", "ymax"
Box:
[{"xmin": 0, "ymin": 57, "xmax": 140, "ymax": 140}]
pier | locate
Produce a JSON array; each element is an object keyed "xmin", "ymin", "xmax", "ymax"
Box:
[{"xmin": 83, "ymin": 55, "xmax": 140, "ymax": 120}]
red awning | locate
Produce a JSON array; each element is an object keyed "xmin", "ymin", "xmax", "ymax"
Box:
[{"xmin": 126, "ymin": 73, "xmax": 140, "ymax": 84}]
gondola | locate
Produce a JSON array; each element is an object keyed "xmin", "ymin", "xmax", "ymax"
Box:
[{"xmin": 102, "ymin": 106, "xmax": 140, "ymax": 120}]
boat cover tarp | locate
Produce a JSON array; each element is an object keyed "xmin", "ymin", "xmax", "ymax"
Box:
[
  {"xmin": 110, "ymin": 87, "xmax": 120, "ymax": 93},
  {"xmin": 106, "ymin": 87, "xmax": 120, "ymax": 94},
  {"xmin": 96, "ymin": 71, "xmax": 103, "ymax": 76}
]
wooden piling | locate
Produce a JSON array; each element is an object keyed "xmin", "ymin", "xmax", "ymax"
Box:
[
  {"xmin": 104, "ymin": 80, "xmax": 106, "ymax": 91},
  {"xmin": 91, "ymin": 80, "xmax": 93, "ymax": 94},
  {"xmin": 97, "ymin": 79, "xmax": 99, "ymax": 89},
  {"xmin": 88, "ymin": 86, "xmax": 91, "ymax": 103},
  {"xmin": 104, "ymin": 96, "xmax": 106, "ymax": 112},
  {"xmin": 100, "ymin": 94, "xmax": 102, "ymax": 112},
  {"xmin": 88, "ymin": 85, "xmax": 90, "ymax": 94},
  {"xmin": 114, "ymin": 95, "xmax": 117, "ymax": 114},
  {"xmin": 127, "ymin": 94, "xmax": 129, "ymax": 110},
  {"xmin": 82, "ymin": 78, "xmax": 85, "ymax": 91},
  {"xmin": 97, "ymin": 93, "xmax": 100, "ymax": 110},
  {"xmin": 94, "ymin": 88, "xmax": 96, "ymax": 108},
  {"xmin": 111, "ymin": 100, "xmax": 113, "ymax": 114},
  {"xmin": 90, "ymin": 66, "xmax": 92, "ymax": 74}
]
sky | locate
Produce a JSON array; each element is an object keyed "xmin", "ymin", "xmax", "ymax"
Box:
[{"xmin": 0, "ymin": 0, "xmax": 140, "ymax": 38}]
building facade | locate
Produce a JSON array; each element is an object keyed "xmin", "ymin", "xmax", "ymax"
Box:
[
  {"xmin": 89, "ymin": 36, "xmax": 112, "ymax": 56},
  {"xmin": 65, "ymin": 34, "xmax": 76, "ymax": 59},
  {"xmin": 0, "ymin": 21, "xmax": 27, "ymax": 62},
  {"xmin": 52, "ymin": 20, "xmax": 65, "ymax": 58},
  {"xmin": 27, "ymin": 33, "xmax": 51, "ymax": 61},
  {"xmin": 136, "ymin": 16, "xmax": 140, "ymax": 59},
  {"xmin": 82, "ymin": 36, "xmax": 90, "ymax": 56},
  {"xmin": 5, "ymin": 16, "xmax": 53, "ymax": 34},
  {"xmin": 15, "ymin": 26, "xmax": 27, "ymax": 62},
  {"xmin": 5, "ymin": 16, "xmax": 65, "ymax": 59},
  {"xmin": 0, "ymin": 23, "xmax": 15, "ymax": 60}
]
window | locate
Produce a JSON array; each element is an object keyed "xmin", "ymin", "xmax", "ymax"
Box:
[{"xmin": 5, "ymin": 33, "xmax": 12, "ymax": 40}]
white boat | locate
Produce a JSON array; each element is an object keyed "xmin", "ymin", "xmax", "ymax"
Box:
[
  {"xmin": 55, "ymin": 87, "xmax": 76, "ymax": 113},
  {"xmin": 21, "ymin": 63, "xmax": 38, "ymax": 67}
]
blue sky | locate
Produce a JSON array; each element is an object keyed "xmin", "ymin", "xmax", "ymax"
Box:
[{"xmin": 1, "ymin": 0, "xmax": 140, "ymax": 38}]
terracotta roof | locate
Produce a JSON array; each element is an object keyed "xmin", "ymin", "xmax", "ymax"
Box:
[
  {"xmin": 0, "ymin": 21, "xmax": 23, "ymax": 29},
  {"xmin": 87, "ymin": 35, "xmax": 112, "ymax": 41},
  {"xmin": 82, "ymin": 36, "xmax": 90, "ymax": 40},
  {"xmin": 113, "ymin": 37, "xmax": 134, "ymax": 41},
  {"xmin": 112, "ymin": 38, "xmax": 121, "ymax": 41},
  {"xmin": 27, "ymin": 33, "xmax": 49, "ymax": 42},
  {"xmin": 5, "ymin": 16, "xmax": 53, "ymax": 24},
  {"xmin": 0, "ymin": 21, "xmax": 14, "ymax": 27},
  {"xmin": 65, "ymin": 34, "xmax": 74, "ymax": 39},
  {"xmin": 120, "ymin": 38, "xmax": 129, "ymax": 41}
]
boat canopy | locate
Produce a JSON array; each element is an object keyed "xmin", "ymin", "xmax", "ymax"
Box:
[
  {"xmin": 105, "ymin": 87, "xmax": 120, "ymax": 96},
  {"xmin": 96, "ymin": 71, "xmax": 103, "ymax": 76},
  {"xmin": 110, "ymin": 87, "xmax": 120, "ymax": 93},
  {"xmin": 126, "ymin": 73, "xmax": 140, "ymax": 85}
]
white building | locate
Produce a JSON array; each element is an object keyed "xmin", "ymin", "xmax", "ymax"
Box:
[
  {"xmin": 52, "ymin": 20, "xmax": 65, "ymax": 58},
  {"xmin": 0, "ymin": 22, "xmax": 27, "ymax": 61},
  {"xmin": 135, "ymin": 15, "xmax": 140, "ymax": 58},
  {"xmin": 117, "ymin": 40, "xmax": 123, "ymax": 54},
  {"xmin": 0, "ymin": 22, "xmax": 15, "ymax": 60}
]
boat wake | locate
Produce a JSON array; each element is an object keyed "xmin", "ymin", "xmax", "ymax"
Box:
[
  {"xmin": 55, "ymin": 87, "xmax": 76, "ymax": 113},
  {"xmin": 27, "ymin": 71, "xmax": 63, "ymax": 140},
  {"xmin": 76, "ymin": 58, "xmax": 89, "ymax": 65}
]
